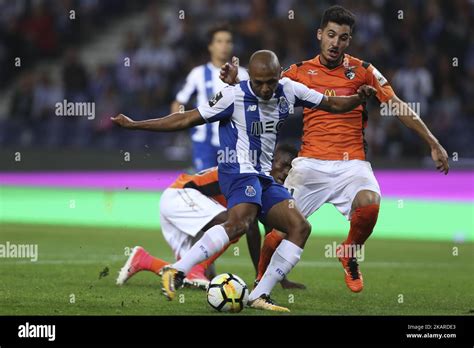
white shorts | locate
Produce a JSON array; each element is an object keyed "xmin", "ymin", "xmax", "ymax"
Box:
[
  {"xmin": 284, "ymin": 157, "xmax": 381, "ymax": 220},
  {"xmin": 160, "ymin": 188, "xmax": 226, "ymax": 259}
]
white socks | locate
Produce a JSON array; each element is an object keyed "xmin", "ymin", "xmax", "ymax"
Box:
[
  {"xmin": 249, "ymin": 240, "xmax": 303, "ymax": 301},
  {"xmin": 173, "ymin": 225, "xmax": 229, "ymax": 274}
]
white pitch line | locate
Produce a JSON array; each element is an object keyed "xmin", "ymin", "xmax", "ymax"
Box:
[
  {"xmin": 0, "ymin": 255, "xmax": 125, "ymax": 265},
  {"xmin": 217, "ymin": 258, "xmax": 463, "ymax": 268},
  {"xmin": 0, "ymin": 257, "xmax": 465, "ymax": 269}
]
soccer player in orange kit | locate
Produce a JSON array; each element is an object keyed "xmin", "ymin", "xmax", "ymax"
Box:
[{"xmin": 221, "ymin": 5, "xmax": 449, "ymax": 293}]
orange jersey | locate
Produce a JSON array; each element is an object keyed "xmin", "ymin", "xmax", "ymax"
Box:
[
  {"xmin": 170, "ymin": 167, "xmax": 227, "ymax": 207},
  {"xmin": 282, "ymin": 54, "xmax": 395, "ymax": 161}
]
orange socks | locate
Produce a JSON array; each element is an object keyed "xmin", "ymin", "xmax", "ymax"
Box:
[
  {"xmin": 149, "ymin": 257, "xmax": 169, "ymax": 274},
  {"xmin": 344, "ymin": 204, "xmax": 380, "ymax": 246},
  {"xmin": 256, "ymin": 229, "xmax": 284, "ymax": 281}
]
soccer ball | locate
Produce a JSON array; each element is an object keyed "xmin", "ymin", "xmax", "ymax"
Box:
[{"xmin": 207, "ymin": 273, "xmax": 249, "ymax": 313}]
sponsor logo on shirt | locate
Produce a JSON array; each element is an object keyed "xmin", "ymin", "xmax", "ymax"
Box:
[
  {"xmin": 208, "ymin": 91, "xmax": 223, "ymax": 107},
  {"xmin": 247, "ymin": 104, "xmax": 257, "ymax": 112},
  {"xmin": 324, "ymin": 89, "xmax": 337, "ymax": 97},
  {"xmin": 250, "ymin": 120, "xmax": 285, "ymax": 136}
]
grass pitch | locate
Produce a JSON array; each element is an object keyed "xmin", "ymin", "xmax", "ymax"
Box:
[{"xmin": 0, "ymin": 223, "xmax": 473, "ymax": 316}]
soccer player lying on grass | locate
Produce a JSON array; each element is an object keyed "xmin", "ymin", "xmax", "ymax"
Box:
[
  {"xmin": 220, "ymin": 6, "xmax": 449, "ymax": 293},
  {"xmin": 112, "ymin": 49, "xmax": 376, "ymax": 312},
  {"xmin": 116, "ymin": 145, "xmax": 305, "ymax": 290}
]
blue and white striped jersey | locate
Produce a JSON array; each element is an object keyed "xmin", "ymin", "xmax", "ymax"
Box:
[
  {"xmin": 176, "ymin": 62, "xmax": 249, "ymax": 147},
  {"xmin": 197, "ymin": 77, "xmax": 324, "ymax": 175}
]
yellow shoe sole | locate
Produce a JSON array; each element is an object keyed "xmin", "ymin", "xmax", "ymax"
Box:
[
  {"xmin": 161, "ymin": 268, "xmax": 177, "ymax": 301},
  {"xmin": 249, "ymin": 299, "xmax": 290, "ymax": 312}
]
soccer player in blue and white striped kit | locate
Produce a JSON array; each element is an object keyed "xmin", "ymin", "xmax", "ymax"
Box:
[
  {"xmin": 112, "ymin": 50, "xmax": 376, "ymax": 312},
  {"xmin": 171, "ymin": 25, "xmax": 249, "ymax": 171}
]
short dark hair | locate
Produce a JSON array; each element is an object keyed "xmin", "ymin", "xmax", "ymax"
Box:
[
  {"xmin": 207, "ymin": 24, "xmax": 233, "ymax": 45},
  {"xmin": 275, "ymin": 143, "xmax": 298, "ymax": 159},
  {"xmin": 320, "ymin": 5, "xmax": 355, "ymax": 32}
]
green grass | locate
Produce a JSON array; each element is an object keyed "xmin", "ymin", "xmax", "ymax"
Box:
[
  {"xmin": 1, "ymin": 186, "xmax": 473, "ymax": 241},
  {"xmin": 0, "ymin": 223, "xmax": 473, "ymax": 315}
]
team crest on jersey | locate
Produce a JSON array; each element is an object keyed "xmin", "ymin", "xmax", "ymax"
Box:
[
  {"xmin": 245, "ymin": 185, "xmax": 257, "ymax": 197},
  {"xmin": 345, "ymin": 66, "xmax": 357, "ymax": 80},
  {"xmin": 208, "ymin": 91, "xmax": 223, "ymax": 107},
  {"xmin": 278, "ymin": 96, "xmax": 289, "ymax": 114}
]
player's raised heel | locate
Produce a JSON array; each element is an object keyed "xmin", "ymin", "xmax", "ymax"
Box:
[
  {"xmin": 116, "ymin": 246, "xmax": 146, "ymax": 285},
  {"xmin": 183, "ymin": 277, "xmax": 209, "ymax": 290},
  {"xmin": 161, "ymin": 266, "xmax": 185, "ymax": 300},
  {"xmin": 183, "ymin": 264, "xmax": 210, "ymax": 290},
  {"xmin": 248, "ymin": 294, "xmax": 290, "ymax": 312}
]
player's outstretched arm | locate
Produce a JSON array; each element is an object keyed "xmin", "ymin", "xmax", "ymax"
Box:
[
  {"xmin": 389, "ymin": 95, "xmax": 449, "ymax": 174},
  {"xmin": 318, "ymin": 85, "xmax": 377, "ymax": 113},
  {"xmin": 111, "ymin": 109, "xmax": 205, "ymax": 132}
]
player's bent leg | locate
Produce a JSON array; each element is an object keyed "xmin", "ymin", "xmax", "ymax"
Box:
[
  {"xmin": 168, "ymin": 229, "xmax": 210, "ymax": 290},
  {"xmin": 160, "ymin": 190, "xmax": 229, "ymax": 295},
  {"xmin": 339, "ymin": 190, "xmax": 381, "ymax": 293},
  {"xmin": 264, "ymin": 199, "xmax": 311, "ymax": 248},
  {"xmin": 161, "ymin": 203, "xmax": 259, "ymax": 300},
  {"xmin": 183, "ymin": 212, "xmax": 230, "ymax": 289},
  {"xmin": 256, "ymin": 229, "xmax": 283, "ymax": 283},
  {"xmin": 248, "ymin": 199, "xmax": 310, "ymax": 312},
  {"xmin": 352, "ymin": 189, "xmax": 381, "ymax": 210},
  {"xmin": 200, "ymin": 237, "xmax": 239, "ymax": 274},
  {"xmin": 348, "ymin": 189, "xmax": 380, "ymax": 245},
  {"xmin": 255, "ymin": 229, "xmax": 306, "ymax": 289},
  {"xmin": 202, "ymin": 211, "xmax": 228, "ymax": 231}
]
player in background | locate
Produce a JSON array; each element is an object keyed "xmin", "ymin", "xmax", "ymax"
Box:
[
  {"xmin": 220, "ymin": 5, "xmax": 449, "ymax": 293},
  {"xmin": 112, "ymin": 50, "xmax": 377, "ymax": 311},
  {"xmin": 116, "ymin": 145, "xmax": 303, "ymax": 289},
  {"xmin": 171, "ymin": 24, "xmax": 249, "ymax": 171}
]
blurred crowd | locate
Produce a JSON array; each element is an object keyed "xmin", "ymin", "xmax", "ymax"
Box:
[{"xmin": 1, "ymin": 0, "xmax": 473, "ymax": 160}]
